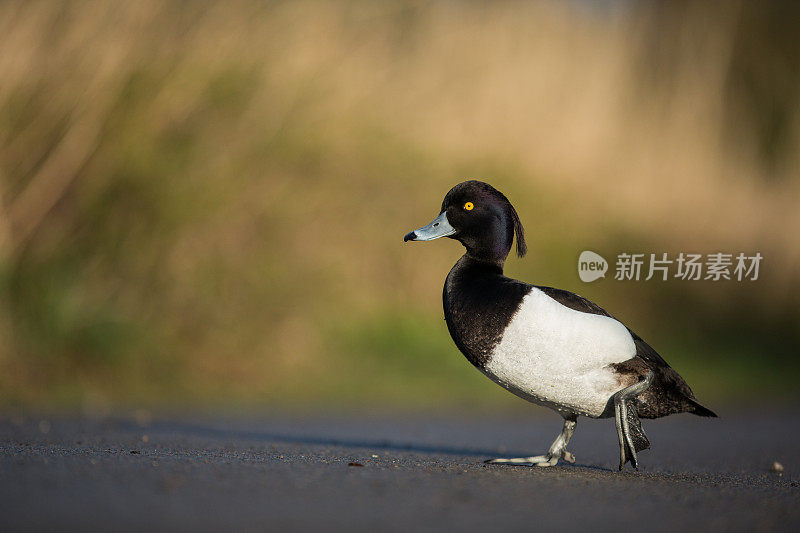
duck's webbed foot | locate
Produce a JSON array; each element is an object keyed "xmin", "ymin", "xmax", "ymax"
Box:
[
  {"xmin": 613, "ymin": 371, "xmax": 654, "ymax": 471},
  {"xmin": 486, "ymin": 415, "xmax": 577, "ymax": 467}
]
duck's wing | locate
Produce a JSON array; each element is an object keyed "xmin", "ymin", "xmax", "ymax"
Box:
[
  {"xmin": 535, "ymin": 286, "xmax": 670, "ymax": 368},
  {"xmin": 536, "ymin": 285, "xmax": 716, "ymax": 418}
]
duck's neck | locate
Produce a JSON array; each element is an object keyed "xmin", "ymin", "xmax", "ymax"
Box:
[
  {"xmin": 459, "ymin": 240, "xmax": 512, "ymax": 269},
  {"xmin": 453, "ymin": 253, "xmax": 506, "ymax": 277}
]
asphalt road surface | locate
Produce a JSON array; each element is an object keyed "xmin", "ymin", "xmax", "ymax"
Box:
[{"xmin": 2, "ymin": 409, "xmax": 799, "ymax": 532}]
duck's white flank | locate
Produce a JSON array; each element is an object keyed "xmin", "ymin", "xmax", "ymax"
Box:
[{"xmin": 483, "ymin": 288, "xmax": 636, "ymax": 418}]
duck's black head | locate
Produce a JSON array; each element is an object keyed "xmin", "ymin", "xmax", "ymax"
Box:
[{"xmin": 404, "ymin": 180, "xmax": 526, "ymax": 265}]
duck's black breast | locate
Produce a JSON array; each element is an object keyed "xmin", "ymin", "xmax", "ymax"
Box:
[{"xmin": 443, "ymin": 255, "xmax": 531, "ymax": 369}]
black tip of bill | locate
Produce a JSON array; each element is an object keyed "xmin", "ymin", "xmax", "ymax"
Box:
[{"xmin": 403, "ymin": 231, "xmax": 417, "ymax": 242}]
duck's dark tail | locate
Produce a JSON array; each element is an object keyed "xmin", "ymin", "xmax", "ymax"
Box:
[{"xmin": 689, "ymin": 399, "xmax": 718, "ymax": 418}]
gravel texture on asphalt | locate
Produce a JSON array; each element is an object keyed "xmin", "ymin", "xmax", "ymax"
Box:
[{"xmin": 1, "ymin": 410, "xmax": 799, "ymax": 532}]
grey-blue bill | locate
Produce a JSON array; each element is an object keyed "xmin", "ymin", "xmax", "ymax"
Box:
[{"xmin": 404, "ymin": 211, "xmax": 455, "ymax": 242}]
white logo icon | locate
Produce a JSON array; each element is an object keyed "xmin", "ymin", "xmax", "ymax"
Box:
[{"xmin": 578, "ymin": 251, "xmax": 608, "ymax": 282}]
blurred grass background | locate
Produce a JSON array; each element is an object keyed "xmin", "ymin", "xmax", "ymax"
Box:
[{"xmin": 1, "ymin": 0, "xmax": 799, "ymax": 414}]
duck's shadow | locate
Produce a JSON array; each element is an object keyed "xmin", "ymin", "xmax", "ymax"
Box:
[
  {"xmin": 132, "ymin": 420, "xmax": 613, "ymax": 473},
  {"xmin": 483, "ymin": 458, "xmax": 611, "ymax": 472}
]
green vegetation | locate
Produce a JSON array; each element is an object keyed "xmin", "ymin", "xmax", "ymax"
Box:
[{"xmin": 1, "ymin": 1, "xmax": 799, "ymax": 413}]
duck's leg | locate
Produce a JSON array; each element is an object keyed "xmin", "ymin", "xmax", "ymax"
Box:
[
  {"xmin": 486, "ymin": 414, "xmax": 577, "ymax": 467},
  {"xmin": 613, "ymin": 371, "xmax": 654, "ymax": 471}
]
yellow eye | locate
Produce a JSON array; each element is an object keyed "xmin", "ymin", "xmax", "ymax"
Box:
[{"xmin": 464, "ymin": 202, "xmax": 474, "ymax": 211}]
